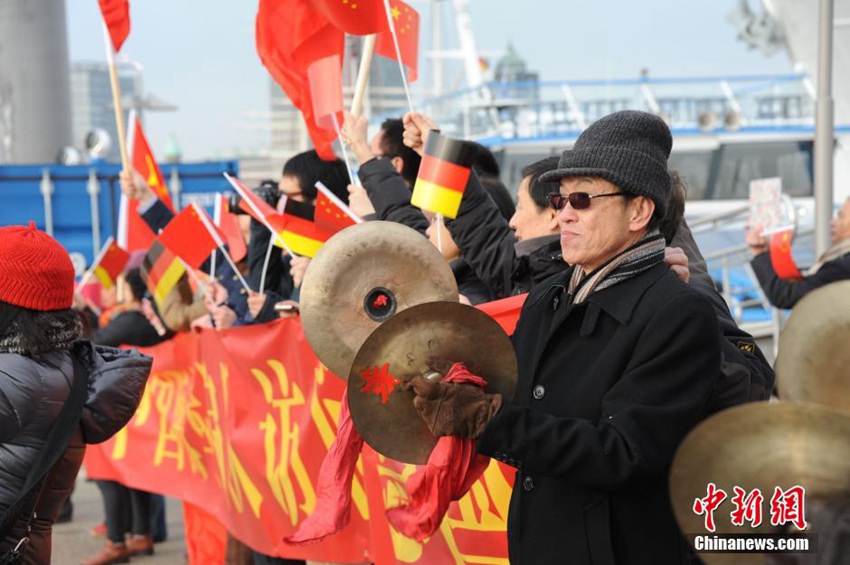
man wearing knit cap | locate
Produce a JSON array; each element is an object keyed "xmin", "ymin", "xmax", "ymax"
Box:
[
  {"xmin": 0, "ymin": 223, "xmax": 153, "ymax": 563},
  {"xmin": 406, "ymin": 111, "xmax": 721, "ymax": 564}
]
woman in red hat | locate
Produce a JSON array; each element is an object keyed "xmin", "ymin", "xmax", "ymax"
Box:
[{"xmin": 0, "ymin": 223, "xmax": 153, "ymax": 564}]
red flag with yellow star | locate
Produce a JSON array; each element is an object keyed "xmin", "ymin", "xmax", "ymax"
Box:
[
  {"xmin": 769, "ymin": 228, "xmax": 803, "ymax": 280},
  {"xmin": 157, "ymin": 204, "xmax": 224, "ymax": 269},
  {"xmin": 313, "ymin": 0, "xmax": 389, "ymax": 35},
  {"xmin": 314, "ymin": 181, "xmax": 361, "ymax": 234},
  {"xmin": 129, "ymin": 112, "xmax": 174, "ymax": 211},
  {"xmin": 375, "ymin": 0, "xmax": 419, "ymax": 82},
  {"xmin": 256, "ymin": 0, "xmax": 344, "ymax": 161}
]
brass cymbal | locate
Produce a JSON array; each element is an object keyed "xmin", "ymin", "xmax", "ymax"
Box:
[
  {"xmin": 348, "ymin": 301, "xmax": 517, "ymax": 464},
  {"xmin": 300, "ymin": 221, "xmax": 458, "ymax": 379},
  {"xmin": 776, "ymin": 280, "xmax": 850, "ymax": 415},
  {"xmin": 670, "ymin": 402, "xmax": 850, "ymax": 565}
]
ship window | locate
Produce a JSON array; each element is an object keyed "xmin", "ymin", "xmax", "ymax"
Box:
[
  {"xmin": 712, "ymin": 141, "xmax": 813, "ymax": 199},
  {"xmin": 668, "ymin": 151, "xmax": 713, "ymax": 201}
]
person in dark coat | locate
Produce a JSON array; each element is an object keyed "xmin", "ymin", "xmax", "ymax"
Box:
[
  {"xmin": 405, "ymin": 111, "xmax": 721, "ymax": 565},
  {"xmin": 746, "ymin": 196, "xmax": 850, "ymax": 309},
  {"xmin": 0, "ymin": 224, "xmax": 152, "ymax": 565}
]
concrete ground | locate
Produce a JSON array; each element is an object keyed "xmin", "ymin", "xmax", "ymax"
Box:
[{"xmin": 52, "ymin": 477, "xmax": 186, "ymax": 565}]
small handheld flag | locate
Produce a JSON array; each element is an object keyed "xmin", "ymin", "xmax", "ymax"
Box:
[
  {"xmin": 141, "ymin": 241, "xmax": 186, "ymax": 310},
  {"xmin": 157, "ymin": 204, "xmax": 223, "ymax": 270},
  {"xmin": 769, "ymin": 228, "xmax": 803, "ymax": 280},
  {"xmin": 411, "ymin": 131, "xmax": 476, "ymax": 219},
  {"xmin": 314, "ymin": 181, "xmax": 362, "ymax": 234},
  {"xmin": 80, "ymin": 236, "xmax": 130, "ymax": 291}
]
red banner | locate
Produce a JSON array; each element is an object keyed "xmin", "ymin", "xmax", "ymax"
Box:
[{"xmin": 85, "ymin": 296, "xmax": 525, "ymax": 563}]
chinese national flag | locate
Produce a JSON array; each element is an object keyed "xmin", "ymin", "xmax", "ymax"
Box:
[
  {"xmin": 98, "ymin": 0, "xmax": 131, "ymax": 52},
  {"xmin": 157, "ymin": 204, "xmax": 222, "ymax": 270},
  {"xmin": 308, "ymin": 55, "xmax": 344, "ymax": 131},
  {"xmin": 375, "ymin": 0, "xmax": 419, "ymax": 82},
  {"xmin": 130, "ymin": 113, "xmax": 174, "ymax": 211},
  {"xmin": 769, "ymin": 228, "xmax": 803, "ymax": 280},
  {"xmin": 314, "ymin": 182, "xmax": 360, "ymax": 234},
  {"xmin": 91, "ymin": 237, "xmax": 130, "ymax": 290},
  {"xmin": 313, "ymin": 0, "xmax": 388, "ymax": 35},
  {"xmin": 256, "ymin": 0, "xmax": 344, "ymax": 160},
  {"xmin": 120, "ymin": 113, "xmax": 174, "ymax": 252}
]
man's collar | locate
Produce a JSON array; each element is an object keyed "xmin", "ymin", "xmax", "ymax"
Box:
[
  {"xmin": 515, "ymin": 233, "xmax": 560, "ymax": 257},
  {"xmin": 584, "ymin": 262, "xmax": 668, "ymax": 325}
]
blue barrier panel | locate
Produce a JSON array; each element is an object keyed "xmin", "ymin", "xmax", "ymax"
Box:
[{"xmin": 0, "ymin": 161, "xmax": 239, "ymax": 269}]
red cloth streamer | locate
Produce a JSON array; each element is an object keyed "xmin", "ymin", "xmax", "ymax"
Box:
[
  {"xmin": 285, "ymin": 363, "xmax": 493, "ymax": 545},
  {"xmin": 385, "ymin": 362, "xmax": 491, "ymax": 541},
  {"xmin": 284, "ymin": 386, "xmax": 363, "ymax": 545}
]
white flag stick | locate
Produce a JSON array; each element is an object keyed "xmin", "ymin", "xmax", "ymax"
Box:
[
  {"xmin": 211, "ymin": 194, "xmax": 222, "ymax": 280},
  {"xmin": 332, "ymin": 112, "xmax": 359, "ymax": 187},
  {"xmin": 259, "ymin": 237, "xmax": 276, "ymax": 296},
  {"xmin": 381, "ymin": 0, "xmax": 415, "ymax": 114},
  {"xmin": 191, "ymin": 203, "xmax": 252, "ymax": 294}
]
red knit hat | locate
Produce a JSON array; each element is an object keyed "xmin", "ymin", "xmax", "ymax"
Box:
[{"xmin": 0, "ymin": 222, "xmax": 75, "ymax": 311}]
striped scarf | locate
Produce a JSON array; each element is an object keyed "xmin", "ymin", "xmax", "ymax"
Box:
[{"xmin": 568, "ymin": 231, "xmax": 666, "ymax": 305}]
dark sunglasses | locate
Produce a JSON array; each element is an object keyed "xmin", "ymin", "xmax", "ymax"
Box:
[{"xmin": 547, "ymin": 191, "xmax": 625, "ymax": 210}]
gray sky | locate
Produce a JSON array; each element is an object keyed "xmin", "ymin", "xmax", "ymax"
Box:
[{"xmin": 65, "ymin": 0, "xmax": 792, "ymax": 161}]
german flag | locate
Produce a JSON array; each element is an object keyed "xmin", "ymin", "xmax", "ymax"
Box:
[
  {"xmin": 277, "ymin": 198, "xmax": 334, "ymax": 258},
  {"xmin": 411, "ymin": 131, "xmax": 476, "ymax": 219},
  {"xmin": 141, "ymin": 240, "xmax": 186, "ymax": 310},
  {"xmin": 91, "ymin": 237, "xmax": 130, "ymax": 290}
]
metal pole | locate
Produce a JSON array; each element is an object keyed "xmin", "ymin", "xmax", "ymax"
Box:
[
  {"xmin": 87, "ymin": 168, "xmax": 101, "ymax": 258},
  {"xmin": 39, "ymin": 169, "xmax": 55, "ymax": 236},
  {"xmin": 814, "ymin": 0, "xmax": 835, "ymax": 257}
]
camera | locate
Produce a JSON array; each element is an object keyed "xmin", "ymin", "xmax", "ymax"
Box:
[{"xmin": 229, "ymin": 179, "xmax": 280, "ymax": 214}]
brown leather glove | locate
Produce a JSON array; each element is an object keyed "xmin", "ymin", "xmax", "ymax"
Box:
[{"xmin": 404, "ymin": 375, "xmax": 502, "ymax": 439}]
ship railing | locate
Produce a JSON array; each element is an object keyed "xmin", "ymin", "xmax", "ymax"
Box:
[{"xmin": 397, "ymin": 74, "xmax": 816, "ymax": 143}]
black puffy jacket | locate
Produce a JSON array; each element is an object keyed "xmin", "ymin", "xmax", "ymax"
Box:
[{"xmin": 0, "ymin": 341, "xmax": 152, "ymax": 563}]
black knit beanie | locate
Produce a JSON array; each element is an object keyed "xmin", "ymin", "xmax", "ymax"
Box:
[{"xmin": 538, "ymin": 110, "xmax": 672, "ymax": 217}]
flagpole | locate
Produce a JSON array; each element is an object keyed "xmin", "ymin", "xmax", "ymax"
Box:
[
  {"xmin": 351, "ymin": 34, "xmax": 377, "ymax": 117},
  {"xmin": 211, "ymin": 195, "xmax": 221, "ymax": 280},
  {"xmin": 436, "ymin": 213, "xmax": 444, "ymax": 255},
  {"xmin": 102, "ymin": 23, "xmax": 131, "ymax": 172},
  {"xmin": 259, "ymin": 238, "xmax": 276, "ymax": 296},
  {"xmin": 192, "ymin": 203, "xmax": 253, "ymax": 294},
  {"xmin": 381, "ymin": 0, "xmax": 415, "ymax": 114},
  {"xmin": 332, "ymin": 112, "xmax": 359, "ymax": 187}
]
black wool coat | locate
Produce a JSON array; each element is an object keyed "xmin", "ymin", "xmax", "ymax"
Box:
[{"xmin": 477, "ymin": 262, "xmax": 721, "ymax": 565}]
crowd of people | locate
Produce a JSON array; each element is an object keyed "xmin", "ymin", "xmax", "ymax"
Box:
[{"xmin": 3, "ymin": 106, "xmax": 850, "ymax": 564}]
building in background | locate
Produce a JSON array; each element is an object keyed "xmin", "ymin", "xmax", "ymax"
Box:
[
  {"xmin": 0, "ymin": 0, "xmax": 73, "ymax": 164},
  {"xmin": 70, "ymin": 62, "xmax": 138, "ymax": 163}
]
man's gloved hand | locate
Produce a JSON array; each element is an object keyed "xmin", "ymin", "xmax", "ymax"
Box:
[{"xmin": 403, "ymin": 374, "xmax": 502, "ymax": 439}]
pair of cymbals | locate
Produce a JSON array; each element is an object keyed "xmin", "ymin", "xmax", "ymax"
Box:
[
  {"xmin": 670, "ymin": 402, "xmax": 850, "ymax": 565},
  {"xmin": 300, "ymin": 221, "xmax": 518, "ymax": 464}
]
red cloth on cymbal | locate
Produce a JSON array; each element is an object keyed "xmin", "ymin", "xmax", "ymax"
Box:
[
  {"xmin": 386, "ymin": 362, "xmax": 492, "ymax": 541},
  {"xmin": 284, "ymin": 387, "xmax": 363, "ymax": 545}
]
